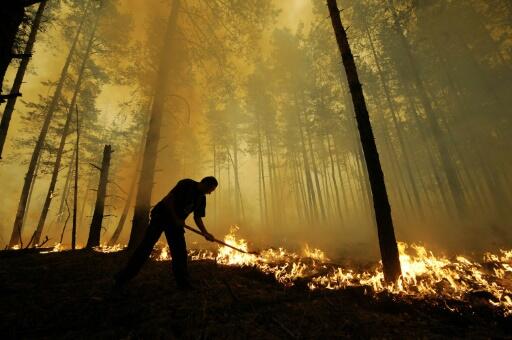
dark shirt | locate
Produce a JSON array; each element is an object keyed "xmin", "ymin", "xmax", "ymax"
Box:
[{"xmin": 152, "ymin": 179, "xmax": 206, "ymax": 220}]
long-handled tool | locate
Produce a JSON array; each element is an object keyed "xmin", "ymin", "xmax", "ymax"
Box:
[{"xmin": 184, "ymin": 225, "xmax": 259, "ymax": 255}]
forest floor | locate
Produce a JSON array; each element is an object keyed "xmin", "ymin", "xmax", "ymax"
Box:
[{"xmin": 0, "ymin": 249, "xmax": 510, "ymax": 339}]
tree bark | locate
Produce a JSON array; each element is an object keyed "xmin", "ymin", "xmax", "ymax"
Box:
[
  {"xmin": 0, "ymin": 0, "xmax": 47, "ymax": 158},
  {"xmin": 128, "ymin": 0, "xmax": 181, "ymax": 250},
  {"xmin": 86, "ymin": 145, "xmax": 112, "ymax": 248},
  {"xmin": 327, "ymin": 0, "xmax": 401, "ymax": 282},
  {"xmin": 8, "ymin": 6, "xmax": 88, "ymax": 247}
]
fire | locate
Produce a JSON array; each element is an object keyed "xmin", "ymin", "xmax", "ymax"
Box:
[
  {"xmin": 206, "ymin": 229, "xmax": 512, "ymax": 316},
  {"xmin": 93, "ymin": 244, "xmax": 125, "ymax": 253},
  {"xmin": 7, "ymin": 227, "xmax": 511, "ymax": 316},
  {"xmin": 303, "ymin": 244, "xmax": 329, "ymax": 262},
  {"xmin": 39, "ymin": 243, "xmax": 63, "ymax": 253}
]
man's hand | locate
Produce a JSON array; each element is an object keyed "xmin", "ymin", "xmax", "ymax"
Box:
[{"xmin": 203, "ymin": 231, "xmax": 215, "ymax": 242}]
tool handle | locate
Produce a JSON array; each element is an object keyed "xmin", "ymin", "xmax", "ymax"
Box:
[{"xmin": 183, "ymin": 225, "xmax": 252, "ymax": 255}]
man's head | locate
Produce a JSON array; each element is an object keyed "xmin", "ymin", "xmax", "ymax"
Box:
[{"xmin": 199, "ymin": 176, "xmax": 218, "ymax": 194}]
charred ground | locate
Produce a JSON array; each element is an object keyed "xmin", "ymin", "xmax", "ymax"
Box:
[{"xmin": 1, "ymin": 250, "xmax": 510, "ymax": 339}]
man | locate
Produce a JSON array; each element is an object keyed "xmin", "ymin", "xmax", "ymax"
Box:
[{"xmin": 115, "ymin": 176, "xmax": 218, "ymax": 289}]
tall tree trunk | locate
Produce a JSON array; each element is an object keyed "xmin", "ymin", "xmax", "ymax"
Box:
[
  {"xmin": 213, "ymin": 143, "xmax": 217, "ymax": 227},
  {"xmin": 264, "ymin": 134, "xmax": 276, "ymax": 225},
  {"xmin": 20, "ymin": 151, "xmax": 42, "ymax": 246},
  {"xmin": 326, "ymin": 135, "xmax": 344, "ymax": 222},
  {"xmin": 108, "ymin": 132, "xmax": 145, "ymax": 246},
  {"xmin": 388, "ymin": 4, "xmax": 466, "ymax": 216},
  {"xmin": 331, "ymin": 137, "xmax": 350, "ymax": 213},
  {"xmin": 406, "ymin": 92, "xmax": 453, "ymax": 216},
  {"xmin": 327, "ymin": 0, "xmax": 401, "ymax": 282},
  {"xmin": 294, "ymin": 154, "xmax": 311, "ymax": 223},
  {"xmin": 78, "ymin": 169, "xmax": 94, "ymax": 230},
  {"xmin": 72, "ymin": 104, "xmax": 79, "ymax": 249},
  {"xmin": 306, "ymin": 128, "xmax": 327, "ymax": 221},
  {"xmin": 8, "ymin": 7, "xmax": 88, "ymax": 247},
  {"xmin": 338, "ymin": 73, "xmax": 373, "ymax": 217},
  {"xmin": 297, "ymin": 111, "xmax": 319, "ymax": 221},
  {"xmin": 31, "ymin": 11, "xmax": 99, "ymax": 246},
  {"xmin": 128, "ymin": 0, "xmax": 181, "ymax": 250},
  {"xmin": 0, "ymin": 0, "xmax": 47, "ymax": 158},
  {"xmin": 257, "ymin": 131, "xmax": 268, "ymax": 226},
  {"xmin": 231, "ymin": 130, "xmax": 244, "ymax": 221},
  {"xmin": 289, "ymin": 158, "xmax": 305, "ymax": 222},
  {"xmin": 380, "ymin": 123, "xmax": 411, "ymax": 216},
  {"xmin": 86, "ymin": 145, "xmax": 112, "ymax": 248},
  {"xmin": 365, "ymin": 23, "xmax": 423, "ymax": 216},
  {"xmin": 56, "ymin": 147, "xmax": 76, "ymax": 227}
]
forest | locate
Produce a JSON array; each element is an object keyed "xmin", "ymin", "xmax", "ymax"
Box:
[{"xmin": 0, "ymin": 0, "xmax": 511, "ymax": 338}]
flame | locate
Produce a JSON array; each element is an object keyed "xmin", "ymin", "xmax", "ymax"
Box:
[
  {"xmin": 209, "ymin": 229, "xmax": 512, "ymax": 316},
  {"xmin": 39, "ymin": 243, "xmax": 64, "ymax": 253},
  {"xmin": 303, "ymin": 244, "xmax": 329, "ymax": 262},
  {"xmin": 93, "ymin": 244, "xmax": 125, "ymax": 253}
]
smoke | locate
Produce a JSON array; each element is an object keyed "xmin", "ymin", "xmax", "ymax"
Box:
[{"xmin": 1, "ymin": 0, "xmax": 511, "ymax": 259}]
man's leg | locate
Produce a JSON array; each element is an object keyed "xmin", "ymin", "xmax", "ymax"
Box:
[
  {"xmin": 115, "ymin": 217, "xmax": 163, "ymax": 286},
  {"xmin": 164, "ymin": 228, "xmax": 189, "ymax": 287}
]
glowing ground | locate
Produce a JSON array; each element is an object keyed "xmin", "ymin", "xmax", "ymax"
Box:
[{"xmin": 1, "ymin": 249, "xmax": 510, "ymax": 338}]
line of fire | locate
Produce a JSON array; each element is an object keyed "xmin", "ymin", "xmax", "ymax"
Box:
[{"xmin": 0, "ymin": 0, "xmax": 511, "ymax": 338}]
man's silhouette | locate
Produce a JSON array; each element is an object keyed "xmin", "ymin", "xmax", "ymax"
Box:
[{"xmin": 115, "ymin": 176, "xmax": 218, "ymax": 289}]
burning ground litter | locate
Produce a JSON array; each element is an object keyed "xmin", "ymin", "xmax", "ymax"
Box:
[
  {"xmin": 1, "ymin": 239, "xmax": 510, "ymax": 339},
  {"xmin": 35, "ymin": 227, "xmax": 512, "ymax": 318}
]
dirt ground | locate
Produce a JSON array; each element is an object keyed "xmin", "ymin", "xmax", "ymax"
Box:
[{"xmin": 0, "ymin": 249, "xmax": 510, "ymax": 339}]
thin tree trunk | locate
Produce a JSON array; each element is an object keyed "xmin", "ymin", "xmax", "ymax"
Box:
[
  {"xmin": 8, "ymin": 6, "xmax": 88, "ymax": 247},
  {"xmin": 306, "ymin": 128, "xmax": 327, "ymax": 221},
  {"xmin": 128, "ymin": 0, "xmax": 181, "ymax": 250},
  {"xmin": 294, "ymin": 154, "xmax": 311, "ymax": 223},
  {"xmin": 320, "ymin": 153, "xmax": 334, "ymax": 223},
  {"xmin": 0, "ymin": 0, "xmax": 47, "ymax": 158},
  {"xmin": 232, "ymin": 130, "xmax": 244, "ymax": 221},
  {"xmin": 326, "ymin": 135, "xmax": 344, "ymax": 222},
  {"xmin": 365, "ymin": 23, "xmax": 423, "ymax": 216},
  {"xmin": 327, "ymin": 0, "xmax": 401, "ymax": 282},
  {"xmin": 32, "ymin": 11, "xmax": 99, "ymax": 245},
  {"xmin": 297, "ymin": 112, "xmax": 319, "ymax": 221},
  {"xmin": 108, "ymin": 132, "xmax": 145, "ymax": 246},
  {"xmin": 72, "ymin": 104, "xmax": 79, "ymax": 249},
  {"xmin": 56, "ymin": 147, "xmax": 76, "ymax": 226},
  {"xmin": 380, "ymin": 126, "xmax": 410, "ymax": 216},
  {"xmin": 86, "ymin": 145, "xmax": 112, "ymax": 248},
  {"xmin": 264, "ymin": 134, "xmax": 276, "ymax": 225},
  {"xmin": 19, "ymin": 151, "xmax": 42, "ymax": 246},
  {"xmin": 388, "ymin": 4, "xmax": 466, "ymax": 215},
  {"xmin": 78, "ymin": 170, "xmax": 93, "ymax": 229},
  {"xmin": 213, "ymin": 143, "xmax": 217, "ymax": 227},
  {"xmin": 257, "ymin": 133, "xmax": 267, "ymax": 226},
  {"xmin": 331, "ymin": 137, "xmax": 350, "ymax": 213}
]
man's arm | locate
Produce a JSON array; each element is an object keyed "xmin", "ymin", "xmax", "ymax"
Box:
[{"xmin": 194, "ymin": 215, "xmax": 215, "ymax": 241}]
